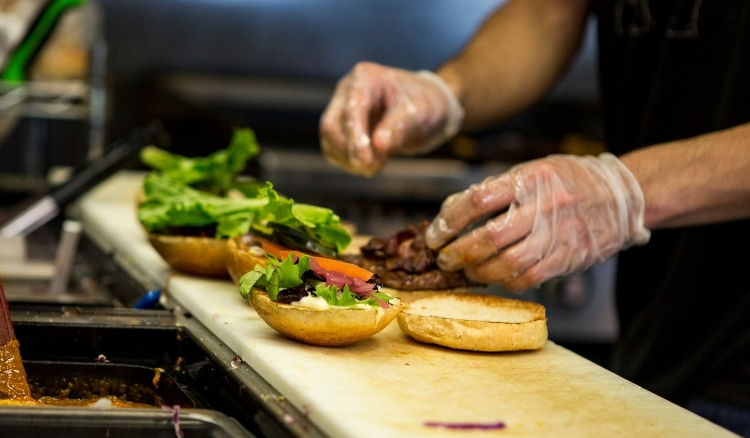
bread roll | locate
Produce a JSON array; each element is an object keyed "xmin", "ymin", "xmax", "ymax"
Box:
[
  {"xmin": 148, "ymin": 234, "xmax": 229, "ymax": 277},
  {"xmin": 397, "ymin": 293, "xmax": 547, "ymax": 352},
  {"xmin": 226, "ymin": 236, "xmax": 267, "ymax": 284},
  {"xmin": 249, "ymin": 289, "xmax": 403, "ymax": 347}
]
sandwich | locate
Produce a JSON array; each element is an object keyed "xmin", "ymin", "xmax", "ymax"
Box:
[
  {"xmin": 137, "ymin": 128, "xmax": 351, "ymax": 277},
  {"xmin": 237, "ymin": 240, "xmax": 402, "ymax": 347},
  {"xmin": 137, "ymin": 127, "xmax": 262, "ymax": 276}
]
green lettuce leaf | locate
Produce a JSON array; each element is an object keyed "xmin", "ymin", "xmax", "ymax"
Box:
[
  {"xmin": 237, "ymin": 254, "xmax": 392, "ymax": 308},
  {"xmin": 140, "ymin": 128, "xmax": 260, "ymax": 195},
  {"xmin": 239, "ymin": 269, "xmax": 265, "ymax": 300},
  {"xmin": 138, "ymin": 173, "xmax": 269, "ymax": 237},
  {"xmin": 138, "ymin": 128, "xmax": 351, "ymax": 252}
]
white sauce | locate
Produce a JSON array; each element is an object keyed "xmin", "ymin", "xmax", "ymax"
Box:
[
  {"xmin": 290, "ymin": 295, "xmax": 371, "ymax": 310},
  {"xmin": 291, "ymin": 296, "xmax": 331, "ymax": 310}
]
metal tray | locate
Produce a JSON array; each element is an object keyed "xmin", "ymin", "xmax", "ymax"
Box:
[
  {"xmin": 24, "ymin": 360, "xmax": 199, "ymax": 408},
  {"xmin": 7, "ymin": 309, "xmax": 322, "ymax": 438},
  {"xmin": 0, "ymin": 406, "xmax": 255, "ymax": 438}
]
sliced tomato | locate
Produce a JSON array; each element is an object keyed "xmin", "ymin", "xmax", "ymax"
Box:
[{"xmin": 260, "ymin": 239, "xmax": 373, "ymax": 281}]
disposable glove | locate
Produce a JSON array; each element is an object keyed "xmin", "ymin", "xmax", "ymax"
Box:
[
  {"xmin": 424, "ymin": 153, "xmax": 651, "ymax": 292},
  {"xmin": 319, "ymin": 62, "xmax": 465, "ymax": 177}
]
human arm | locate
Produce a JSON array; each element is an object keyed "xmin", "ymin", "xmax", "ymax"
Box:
[
  {"xmin": 437, "ymin": 0, "xmax": 591, "ymax": 130},
  {"xmin": 620, "ymin": 122, "xmax": 750, "ymax": 229},
  {"xmin": 319, "ymin": 0, "xmax": 591, "ymax": 175},
  {"xmin": 424, "ymin": 122, "xmax": 750, "ymax": 292}
]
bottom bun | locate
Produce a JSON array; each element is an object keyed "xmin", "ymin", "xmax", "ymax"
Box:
[
  {"xmin": 148, "ymin": 234, "xmax": 229, "ymax": 277},
  {"xmin": 397, "ymin": 293, "xmax": 547, "ymax": 352},
  {"xmin": 249, "ymin": 289, "xmax": 403, "ymax": 347},
  {"xmin": 226, "ymin": 236, "xmax": 268, "ymax": 284}
]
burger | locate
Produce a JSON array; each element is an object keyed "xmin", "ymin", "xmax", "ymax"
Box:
[
  {"xmin": 237, "ymin": 239, "xmax": 402, "ymax": 347},
  {"xmin": 137, "ymin": 128, "xmax": 351, "ymax": 277}
]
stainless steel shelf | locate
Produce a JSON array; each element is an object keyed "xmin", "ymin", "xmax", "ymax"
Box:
[{"xmin": 0, "ymin": 80, "xmax": 91, "ymax": 120}]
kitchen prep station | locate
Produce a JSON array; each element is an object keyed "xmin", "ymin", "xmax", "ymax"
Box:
[
  {"xmin": 0, "ymin": 1, "xmax": 747, "ymax": 436},
  {"xmin": 0, "ymin": 169, "xmax": 728, "ymax": 438}
]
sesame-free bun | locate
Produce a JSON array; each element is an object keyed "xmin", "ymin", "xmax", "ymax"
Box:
[
  {"xmin": 249, "ymin": 289, "xmax": 403, "ymax": 347},
  {"xmin": 226, "ymin": 236, "xmax": 268, "ymax": 284},
  {"xmin": 380, "ymin": 286, "xmax": 474, "ymax": 303},
  {"xmin": 397, "ymin": 293, "xmax": 547, "ymax": 352},
  {"xmin": 148, "ymin": 233, "xmax": 229, "ymax": 277}
]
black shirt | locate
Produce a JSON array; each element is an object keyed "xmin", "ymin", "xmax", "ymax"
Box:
[{"xmin": 595, "ymin": 0, "xmax": 750, "ymax": 409}]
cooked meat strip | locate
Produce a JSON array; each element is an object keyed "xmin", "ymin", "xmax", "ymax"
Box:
[{"xmin": 343, "ymin": 221, "xmax": 480, "ymax": 290}]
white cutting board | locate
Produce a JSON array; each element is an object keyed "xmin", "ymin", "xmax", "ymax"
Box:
[{"xmin": 74, "ymin": 171, "xmax": 736, "ymax": 438}]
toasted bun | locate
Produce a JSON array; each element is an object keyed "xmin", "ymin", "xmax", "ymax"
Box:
[
  {"xmin": 226, "ymin": 236, "xmax": 268, "ymax": 284},
  {"xmin": 380, "ymin": 286, "xmax": 475, "ymax": 303},
  {"xmin": 148, "ymin": 233, "xmax": 229, "ymax": 277},
  {"xmin": 249, "ymin": 289, "xmax": 403, "ymax": 347},
  {"xmin": 397, "ymin": 293, "xmax": 547, "ymax": 352}
]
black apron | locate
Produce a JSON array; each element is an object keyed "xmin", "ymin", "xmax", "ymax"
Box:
[{"xmin": 595, "ymin": 0, "xmax": 750, "ymax": 410}]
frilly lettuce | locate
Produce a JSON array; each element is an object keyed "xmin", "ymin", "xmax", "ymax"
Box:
[
  {"xmin": 239, "ymin": 254, "xmax": 392, "ymax": 308},
  {"xmin": 138, "ymin": 128, "xmax": 351, "ymax": 252},
  {"xmin": 140, "ymin": 128, "xmax": 260, "ymax": 196}
]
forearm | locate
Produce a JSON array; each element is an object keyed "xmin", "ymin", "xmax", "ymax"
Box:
[
  {"xmin": 436, "ymin": 0, "xmax": 590, "ymax": 131},
  {"xmin": 619, "ymin": 122, "xmax": 750, "ymax": 229}
]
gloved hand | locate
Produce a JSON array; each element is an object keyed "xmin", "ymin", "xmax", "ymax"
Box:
[
  {"xmin": 424, "ymin": 153, "xmax": 651, "ymax": 292},
  {"xmin": 319, "ymin": 62, "xmax": 465, "ymax": 177}
]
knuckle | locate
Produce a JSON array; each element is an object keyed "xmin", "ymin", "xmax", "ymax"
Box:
[
  {"xmin": 467, "ymin": 184, "xmax": 491, "ymax": 210},
  {"xmin": 536, "ymin": 160, "xmax": 559, "ymax": 179}
]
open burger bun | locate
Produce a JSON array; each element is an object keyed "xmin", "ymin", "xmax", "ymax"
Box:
[
  {"xmin": 226, "ymin": 236, "xmax": 268, "ymax": 284},
  {"xmin": 148, "ymin": 233, "xmax": 229, "ymax": 277},
  {"xmin": 381, "ymin": 286, "xmax": 474, "ymax": 303},
  {"xmin": 249, "ymin": 289, "xmax": 403, "ymax": 347},
  {"xmin": 397, "ymin": 293, "xmax": 547, "ymax": 352}
]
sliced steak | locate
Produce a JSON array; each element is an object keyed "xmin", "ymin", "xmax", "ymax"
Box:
[{"xmin": 343, "ymin": 221, "xmax": 480, "ymax": 291}]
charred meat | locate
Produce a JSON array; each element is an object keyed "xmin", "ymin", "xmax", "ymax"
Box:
[{"xmin": 342, "ymin": 221, "xmax": 480, "ymax": 290}]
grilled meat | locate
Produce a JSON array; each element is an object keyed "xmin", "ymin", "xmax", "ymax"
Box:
[{"xmin": 343, "ymin": 221, "xmax": 480, "ymax": 290}]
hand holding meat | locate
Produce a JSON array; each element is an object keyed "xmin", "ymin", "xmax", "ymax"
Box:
[
  {"xmin": 425, "ymin": 153, "xmax": 651, "ymax": 292},
  {"xmin": 319, "ymin": 62, "xmax": 464, "ymax": 177}
]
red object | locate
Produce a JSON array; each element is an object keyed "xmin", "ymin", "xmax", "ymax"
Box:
[
  {"xmin": 260, "ymin": 239, "xmax": 374, "ymax": 281},
  {"xmin": 308, "ymin": 258, "xmax": 375, "ymax": 293}
]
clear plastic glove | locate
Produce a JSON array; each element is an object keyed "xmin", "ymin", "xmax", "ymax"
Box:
[
  {"xmin": 424, "ymin": 153, "xmax": 651, "ymax": 292},
  {"xmin": 319, "ymin": 62, "xmax": 465, "ymax": 177}
]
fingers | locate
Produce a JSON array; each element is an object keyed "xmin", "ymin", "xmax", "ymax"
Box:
[
  {"xmin": 435, "ymin": 200, "xmax": 536, "ymax": 271},
  {"xmin": 320, "ymin": 63, "xmax": 464, "ymax": 177},
  {"xmin": 320, "ymin": 78, "xmax": 351, "ymax": 168},
  {"xmin": 464, "ymin": 231, "xmax": 568, "ymax": 292},
  {"xmin": 320, "ymin": 63, "xmax": 384, "ymax": 174},
  {"xmin": 429, "ymin": 153, "xmax": 646, "ymax": 293},
  {"xmin": 344, "ymin": 72, "xmax": 380, "ymax": 169},
  {"xmin": 425, "ymin": 172, "xmax": 521, "ymax": 250},
  {"xmin": 372, "ymin": 100, "xmax": 415, "ymax": 156}
]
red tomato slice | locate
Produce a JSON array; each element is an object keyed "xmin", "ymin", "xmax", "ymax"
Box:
[{"xmin": 260, "ymin": 239, "xmax": 373, "ymax": 281}]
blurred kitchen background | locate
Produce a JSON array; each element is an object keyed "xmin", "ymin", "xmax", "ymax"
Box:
[{"xmin": 0, "ymin": 0, "xmax": 614, "ymax": 364}]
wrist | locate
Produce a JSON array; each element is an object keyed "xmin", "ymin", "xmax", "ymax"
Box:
[
  {"xmin": 416, "ymin": 70, "xmax": 466, "ymax": 143},
  {"xmin": 435, "ymin": 65, "xmax": 465, "ymax": 107},
  {"xmin": 598, "ymin": 153, "xmax": 651, "ymax": 247}
]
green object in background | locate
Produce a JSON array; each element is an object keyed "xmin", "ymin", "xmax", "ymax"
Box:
[{"xmin": 1, "ymin": 0, "xmax": 85, "ymax": 82}]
